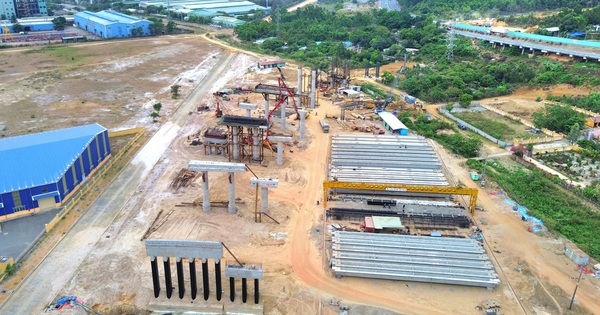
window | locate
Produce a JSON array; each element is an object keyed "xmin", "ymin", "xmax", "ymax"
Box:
[{"xmin": 12, "ymin": 191, "xmax": 25, "ymax": 212}]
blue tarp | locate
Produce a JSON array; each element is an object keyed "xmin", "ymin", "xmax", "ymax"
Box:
[{"xmin": 569, "ymin": 31, "xmax": 585, "ymax": 37}]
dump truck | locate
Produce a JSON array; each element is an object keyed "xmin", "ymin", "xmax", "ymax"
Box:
[{"xmin": 320, "ymin": 119, "xmax": 330, "ymax": 133}]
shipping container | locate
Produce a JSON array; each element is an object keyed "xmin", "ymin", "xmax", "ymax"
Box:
[{"xmin": 564, "ymin": 245, "xmax": 589, "ymax": 265}]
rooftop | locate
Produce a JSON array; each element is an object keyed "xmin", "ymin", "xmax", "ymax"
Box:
[
  {"xmin": 0, "ymin": 124, "xmax": 107, "ymax": 193},
  {"xmin": 75, "ymin": 10, "xmax": 148, "ymax": 26},
  {"xmin": 379, "ymin": 111, "xmax": 408, "ymax": 131}
]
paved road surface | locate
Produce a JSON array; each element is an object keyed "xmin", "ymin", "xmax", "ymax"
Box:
[
  {"xmin": 0, "ymin": 52, "xmax": 236, "ymax": 314},
  {"xmin": 453, "ymin": 29, "xmax": 600, "ymax": 61}
]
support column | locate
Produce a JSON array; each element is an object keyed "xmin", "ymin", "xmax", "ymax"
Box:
[
  {"xmin": 202, "ymin": 172, "xmax": 210, "ymax": 212},
  {"xmin": 151, "ymin": 257, "xmax": 160, "ymax": 298},
  {"xmin": 299, "ymin": 110, "xmax": 307, "ymax": 139},
  {"xmin": 254, "ymin": 279, "xmax": 259, "ymax": 304},
  {"xmin": 164, "ymin": 257, "xmax": 173, "ymax": 299},
  {"xmin": 276, "ymin": 142, "xmax": 284, "ymax": 166},
  {"xmin": 232, "ymin": 126, "xmax": 240, "ymax": 160},
  {"xmin": 215, "ymin": 260, "xmax": 222, "ymax": 301},
  {"xmin": 242, "ymin": 278, "xmax": 247, "ymax": 303},
  {"xmin": 228, "ymin": 172, "xmax": 236, "ymax": 214},
  {"xmin": 202, "ymin": 259, "xmax": 210, "ymax": 301},
  {"xmin": 245, "ymin": 108, "xmax": 252, "ymax": 117},
  {"xmin": 264, "ymin": 95, "xmax": 269, "ymax": 118},
  {"xmin": 280, "ymin": 99, "xmax": 286, "ymax": 132},
  {"xmin": 189, "ymin": 258, "xmax": 197, "ymax": 300},
  {"xmin": 252, "ymin": 127, "xmax": 260, "ymax": 161},
  {"xmin": 310, "ymin": 69, "xmax": 317, "ymax": 108},
  {"xmin": 229, "ymin": 277, "xmax": 235, "ymax": 302},
  {"xmin": 297, "ymin": 66, "xmax": 302, "ymax": 106},
  {"xmin": 176, "ymin": 258, "xmax": 185, "ymax": 299},
  {"xmin": 261, "ymin": 187, "xmax": 269, "ymax": 214}
]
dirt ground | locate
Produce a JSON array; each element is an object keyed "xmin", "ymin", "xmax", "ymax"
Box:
[{"xmin": 2, "ymin": 34, "xmax": 600, "ymax": 315}]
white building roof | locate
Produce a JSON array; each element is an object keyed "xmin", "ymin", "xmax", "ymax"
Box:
[{"xmin": 378, "ymin": 111, "xmax": 407, "ymax": 131}]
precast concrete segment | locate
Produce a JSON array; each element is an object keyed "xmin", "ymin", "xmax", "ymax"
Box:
[
  {"xmin": 176, "ymin": 258, "xmax": 185, "ymax": 299},
  {"xmin": 145, "ymin": 239, "xmax": 223, "ymax": 260},
  {"xmin": 277, "ymin": 142, "xmax": 284, "ymax": 166},
  {"xmin": 229, "ymin": 277, "xmax": 235, "ymax": 302},
  {"xmin": 254, "ymin": 279, "xmax": 259, "ymax": 304},
  {"xmin": 264, "ymin": 96, "xmax": 269, "ymax": 117},
  {"xmin": 164, "ymin": 257, "xmax": 173, "ymax": 299},
  {"xmin": 189, "ymin": 259, "xmax": 197, "ymax": 300},
  {"xmin": 215, "ymin": 260, "xmax": 222, "ymax": 301},
  {"xmin": 188, "ymin": 161, "xmax": 247, "ymax": 173},
  {"xmin": 225, "ymin": 264, "xmax": 264, "ymax": 279},
  {"xmin": 242, "ymin": 278, "xmax": 248, "ymax": 303},
  {"xmin": 151, "ymin": 257, "xmax": 160, "ymax": 298},
  {"xmin": 310, "ymin": 69, "xmax": 316, "ymax": 108},
  {"xmin": 232, "ymin": 126, "xmax": 240, "ymax": 160},
  {"xmin": 299, "ymin": 110, "xmax": 307, "ymax": 139},
  {"xmin": 202, "ymin": 259, "xmax": 210, "ymax": 301},
  {"xmin": 202, "ymin": 171, "xmax": 210, "ymax": 212},
  {"xmin": 280, "ymin": 98, "xmax": 286, "ymax": 132},
  {"xmin": 228, "ymin": 172, "xmax": 236, "ymax": 214},
  {"xmin": 252, "ymin": 128, "xmax": 260, "ymax": 161},
  {"xmin": 217, "ymin": 115, "xmax": 268, "ymax": 128},
  {"xmin": 261, "ymin": 188, "xmax": 269, "ymax": 214},
  {"xmin": 331, "ymin": 232, "xmax": 500, "ymax": 288}
]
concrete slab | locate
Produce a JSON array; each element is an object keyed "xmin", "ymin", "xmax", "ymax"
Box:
[{"xmin": 0, "ymin": 208, "xmax": 60, "ymax": 262}]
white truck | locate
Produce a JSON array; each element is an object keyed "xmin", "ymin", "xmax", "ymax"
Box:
[{"xmin": 319, "ymin": 119, "xmax": 330, "ymax": 133}]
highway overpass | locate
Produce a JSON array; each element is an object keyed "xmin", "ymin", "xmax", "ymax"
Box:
[{"xmin": 451, "ymin": 29, "xmax": 600, "ymax": 62}]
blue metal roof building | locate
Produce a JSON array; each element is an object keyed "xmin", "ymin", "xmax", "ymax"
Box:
[
  {"xmin": 74, "ymin": 10, "xmax": 153, "ymax": 39},
  {"xmin": 378, "ymin": 112, "xmax": 409, "ymax": 135},
  {"xmin": 0, "ymin": 124, "xmax": 111, "ymax": 219}
]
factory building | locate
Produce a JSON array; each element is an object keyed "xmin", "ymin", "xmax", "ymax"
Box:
[
  {"xmin": 74, "ymin": 10, "xmax": 152, "ymax": 39},
  {"xmin": 0, "ymin": 124, "xmax": 111, "ymax": 220},
  {"xmin": 140, "ymin": 0, "xmax": 269, "ymax": 16}
]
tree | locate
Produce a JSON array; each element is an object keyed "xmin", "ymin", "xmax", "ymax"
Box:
[
  {"xmin": 150, "ymin": 112, "xmax": 160, "ymax": 122},
  {"xmin": 170, "ymin": 85, "xmax": 180, "ymax": 98},
  {"xmin": 10, "ymin": 14, "xmax": 16, "ymax": 23},
  {"xmin": 166, "ymin": 21, "xmax": 177, "ymax": 34},
  {"xmin": 532, "ymin": 105, "xmax": 586, "ymax": 134},
  {"xmin": 459, "ymin": 94, "xmax": 473, "ymax": 108},
  {"xmin": 131, "ymin": 26, "xmax": 143, "ymax": 37},
  {"xmin": 52, "ymin": 16, "xmax": 67, "ymax": 31},
  {"xmin": 147, "ymin": 18, "xmax": 165, "ymax": 35},
  {"xmin": 381, "ymin": 71, "xmax": 395, "ymax": 85},
  {"xmin": 1, "ymin": 14, "xmax": 6, "ymax": 20},
  {"xmin": 12, "ymin": 23, "xmax": 24, "ymax": 33},
  {"xmin": 568, "ymin": 123, "xmax": 581, "ymax": 144},
  {"xmin": 150, "ymin": 102, "xmax": 162, "ymax": 122},
  {"xmin": 153, "ymin": 102, "xmax": 162, "ymax": 113}
]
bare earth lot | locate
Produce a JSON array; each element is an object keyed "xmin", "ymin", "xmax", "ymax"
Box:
[{"xmin": 0, "ymin": 35, "xmax": 599, "ymax": 315}]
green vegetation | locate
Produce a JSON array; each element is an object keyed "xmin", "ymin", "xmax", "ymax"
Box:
[
  {"xmin": 532, "ymin": 104, "xmax": 586, "ymax": 134},
  {"xmin": 399, "ymin": 0, "xmax": 599, "ymax": 19},
  {"xmin": 547, "ymin": 93, "xmax": 600, "ymax": 113},
  {"xmin": 359, "ymin": 83, "xmax": 387, "ymax": 100},
  {"xmin": 502, "ymin": 5, "xmax": 600, "ymax": 35},
  {"xmin": 399, "ymin": 113, "xmax": 482, "ymax": 157},
  {"xmin": 480, "ymin": 160, "xmax": 600, "ymax": 261},
  {"xmin": 454, "ymin": 111, "xmax": 515, "ymax": 141}
]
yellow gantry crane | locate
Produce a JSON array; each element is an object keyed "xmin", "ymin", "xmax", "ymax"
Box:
[
  {"xmin": 1, "ymin": 26, "xmax": 13, "ymax": 42},
  {"xmin": 322, "ymin": 181, "xmax": 479, "ymax": 215}
]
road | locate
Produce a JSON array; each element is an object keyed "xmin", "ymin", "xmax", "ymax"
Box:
[
  {"xmin": 452, "ymin": 29, "xmax": 600, "ymax": 61},
  {"xmin": 0, "ymin": 52, "xmax": 236, "ymax": 314},
  {"xmin": 379, "ymin": 0, "xmax": 401, "ymax": 11}
]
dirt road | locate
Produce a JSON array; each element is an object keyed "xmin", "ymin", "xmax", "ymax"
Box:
[{"xmin": 0, "ymin": 53, "xmax": 236, "ymax": 314}]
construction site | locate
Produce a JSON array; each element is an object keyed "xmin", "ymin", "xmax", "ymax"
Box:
[{"xmin": 0, "ymin": 32, "xmax": 599, "ymax": 315}]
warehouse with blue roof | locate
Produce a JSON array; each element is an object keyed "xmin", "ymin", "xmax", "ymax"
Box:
[
  {"xmin": 0, "ymin": 124, "xmax": 111, "ymax": 219},
  {"xmin": 74, "ymin": 10, "xmax": 152, "ymax": 39}
]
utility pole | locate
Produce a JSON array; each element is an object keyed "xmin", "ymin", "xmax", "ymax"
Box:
[{"xmin": 569, "ymin": 266, "xmax": 584, "ymax": 310}]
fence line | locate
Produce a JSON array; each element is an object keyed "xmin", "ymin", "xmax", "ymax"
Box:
[
  {"xmin": 438, "ymin": 105, "xmax": 509, "ymax": 147},
  {"xmin": 45, "ymin": 127, "xmax": 146, "ymax": 232}
]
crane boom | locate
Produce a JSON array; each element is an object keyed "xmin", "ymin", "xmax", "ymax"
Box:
[{"xmin": 379, "ymin": 52, "xmax": 408, "ymax": 111}]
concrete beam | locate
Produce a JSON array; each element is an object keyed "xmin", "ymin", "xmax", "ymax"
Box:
[
  {"xmin": 145, "ymin": 239, "xmax": 223, "ymax": 260},
  {"xmin": 189, "ymin": 160, "xmax": 246, "ymax": 172},
  {"xmin": 250, "ymin": 178, "xmax": 279, "ymax": 188},
  {"xmin": 268, "ymin": 136, "xmax": 293, "ymax": 143}
]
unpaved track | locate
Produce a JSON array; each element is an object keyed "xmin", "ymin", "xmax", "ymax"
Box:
[{"xmin": 0, "ymin": 53, "xmax": 236, "ymax": 314}]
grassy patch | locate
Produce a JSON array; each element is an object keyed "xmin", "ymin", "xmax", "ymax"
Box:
[
  {"xmin": 484, "ymin": 160, "xmax": 600, "ymax": 261},
  {"xmin": 454, "ymin": 110, "xmax": 541, "ymax": 141}
]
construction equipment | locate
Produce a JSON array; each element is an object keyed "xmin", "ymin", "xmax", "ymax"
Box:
[
  {"xmin": 377, "ymin": 53, "xmax": 408, "ymax": 113},
  {"xmin": 1, "ymin": 26, "xmax": 13, "ymax": 42},
  {"xmin": 322, "ymin": 181, "xmax": 479, "ymax": 216},
  {"xmin": 261, "ymin": 68, "xmax": 298, "ymax": 150},
  {"xmin": 214, "ymin": 95, "xmax": 223, "ymax": 117}
]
